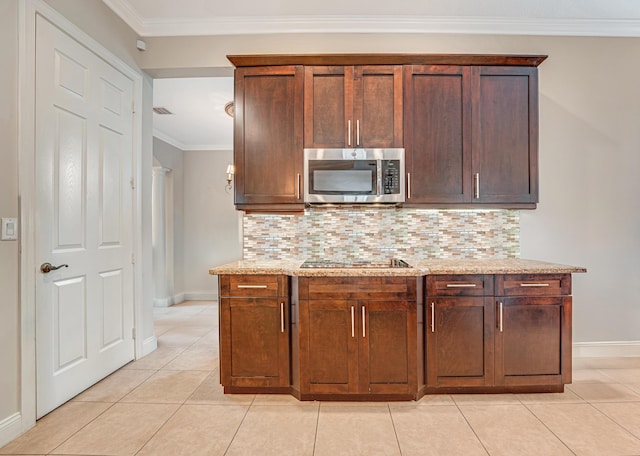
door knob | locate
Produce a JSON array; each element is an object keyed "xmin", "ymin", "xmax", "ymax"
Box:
[{"xmin": 40, "ymin": 262, "xmax": 68, "ymax": 273}]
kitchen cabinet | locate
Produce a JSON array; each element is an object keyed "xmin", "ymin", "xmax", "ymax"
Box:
[
  {"xmin": 495, "ymin": 274, "xmax": 572, "ymax": 386},
  {"xmin": 472, "ymin": 67, "xmax": 538, "ymax": 205},
  {"xmin": 404, "ymin": 65, "xmax": 539, "ymax": 207},
  {"xmin": 233, "ymin": 66, "xmax": 304, "ymax": 212},
  {"xmin": 425, "ymin": 273, "xmax": 571, "ymax": 392},
  {"xmin": 426, "ymin": 275, "xmax": 494, "ymax": 387},
  {"xmin": 218, "ymin": 275, "xmax": 290, "ymax": 391},
  {"xmin": 304, "ymin": 65, "xmax": 403, "ymax": 148},
  {"xmin": 297, "ymin": 276, "xmax": 421, "ymax": 398}
]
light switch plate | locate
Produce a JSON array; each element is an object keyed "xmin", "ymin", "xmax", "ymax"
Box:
[{"xmin": 1, "ymin": 217, "xmax": 18, "ymax": 241}]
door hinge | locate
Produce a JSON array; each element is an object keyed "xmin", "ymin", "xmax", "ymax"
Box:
[
  {"xmin": 131, "ymin": 252, "xmax": 135, "ymax": 264},
  {"xmin": 131, "ymin": 101, "xmax": 136, "ymax": 114},
  {"xmin": 130, "ymin": 177, "xmax": 135, "ymax": 189},
  {"xmin": 131, "ymin": 328, "xmax": 136, "ymax": 340}
]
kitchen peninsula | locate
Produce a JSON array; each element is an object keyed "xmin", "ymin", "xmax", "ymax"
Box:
[{"xmin": 210, "ymin": 258, "xmax": 586, "ymax": 401}]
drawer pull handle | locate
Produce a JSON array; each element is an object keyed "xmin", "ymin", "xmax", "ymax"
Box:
[
  {"xmin": 520, "ymin": 283, "xmax": 550, "ymax": 287},
  {"xmin": 280, "ymin": 302, "xmax": 285, "ymax": 333},
  {"xmin": 446, "ymin": 283, "xmax": 477, "ymax": 288},
  {"xmin": 430, "ymin": 302, "xmax": 435, "ymax": 333},
  {"xmin": 499, "ymin": 301, "xmax": 503, "ymax": 332},
  {"xmin": 236, "ymin": 285, "xmax": 268, "ymax": 289},
  {"xmin": 351, "ymin": 306, "xmax": 355, "ymax": 338},
  {"xmin": 362, "ymin": 305, "xmax": 366, "ymax": 338}
]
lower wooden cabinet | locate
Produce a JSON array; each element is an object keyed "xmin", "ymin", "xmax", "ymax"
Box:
[
  {"xmin": 426, "ymin": 273, "xmax": 572, "ymax": 393},
  {"xmin": 495, "ymin": 274, "xmax": 572, "ymax": 386},
  {"xmin": 296, "ymin": 277, "xmax": 421, "ymax": 399},
  {"xmin": 218, "ymin": 275, "xmax": 290, "ymax": 390},
  {"xmin": 217, "ymin": 272, "xmax": 573, "ymax": 399},
  {"xmin": 426, "ymin": 296, "xmax": 495, "ymax": 387}
]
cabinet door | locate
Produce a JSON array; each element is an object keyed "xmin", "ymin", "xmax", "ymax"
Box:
[
  {"xmin": 304, "ymin": 65, "xmax": 402, "ymax": 148},
  {"xmin": 304, "ymin": 66, "xmax": 353, "ymax": 148},
  {"xmin": 219, "ymin": 297, "xmax": 290, "ymax": 388},
  {"xmin": 234, "ymin": 66, "xmax": 304, "ymax": 209},
  {"xmin": 404, "ymin": 65, "xmax": 472, "ymax": 203},
  {"xmin": 354, "ymin": 65, "xmax": 403, "ymax": 148},
  {"xmin": 359, "ymin": 300, "xmax": 416, "ymax": 394},
  {"xmin": 426, "ymin": 297, "xmax": 494, "ymax": 387},
  {"xmin": 495, "ymin": 296, "xmax": 572, "ymax": 386},
  {"xmin": 472, "ymin": 66, "xmax": 539, "ymax": 204},
  {"xmin": 299, "ymin": 299, "xmax": 358, "ymax": 394}
]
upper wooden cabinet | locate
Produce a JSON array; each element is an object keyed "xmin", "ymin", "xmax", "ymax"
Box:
[
  {"xmin": 228, "ymin": 54, "xmax": 546, "ymax": 211},
  {"xmin": 233, "ymin": 66, "xmax": 304, "ymax": 212},
  {"xmin": 304, "ymin": 65, "xmax": 403, "ymax": 148},
  {"xmin": 404, "ymin": 65, "xmax": 539, "ymax": 207}
]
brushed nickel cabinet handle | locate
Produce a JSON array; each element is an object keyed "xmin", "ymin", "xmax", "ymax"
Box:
[
  {"xmin": 499, "ymin": 302, "xmax": 503, "ymax": 332},
  {"xmin": 237, "ymin": 285, "xmax": 268, "ymax": 289},
  {"xmin": 446, "ymin": 283, "xmax": 477, "ymax": 288},
  {"xmin": 280, "ymin": 302, "xmax": 285, "ymax": 333},
  {"xmin": 474, "ymin": 173, "xmax": 480, "ymax": 199},
  {"xmin": 430, "ymin": 302, "xmax": 435, "ymax": 333},
  {"xmin": 351, "ymin": 306, "xmax": 355, "ymax": 338},
  {"xmin": 407, "ymin": 173, "xmax": 411, "ymax": 199},
  {"xmin": 362, "ymin": 305, "xmax": 366, "ymax": 338},
  {"xmin": 297, "ymin": 173, "xmax": 301, "ymax": 200},
  {"xmin": 348, "ymin": 120, "xmax": 352, "ymax": 146},
  {"xmin": 520, "ymin": 283, "xmax": 550, "ymax": 287},
  {"xmin": 356, "ymin": 119, "xmax": 360, "ymax": 146}
]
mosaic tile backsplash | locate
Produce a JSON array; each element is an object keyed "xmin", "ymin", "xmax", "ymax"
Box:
[{"xmin": 243, "ymin": 207, "xmax": 519, "ymax": 261}]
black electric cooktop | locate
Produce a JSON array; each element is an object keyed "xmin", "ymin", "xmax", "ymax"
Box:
[{"xmin": 300, "ymin": 258, "xmax": 411, "ymax": 269}]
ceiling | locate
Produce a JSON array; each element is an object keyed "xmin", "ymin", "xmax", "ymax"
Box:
[
  {"xmin": 152, "ymin": 77, "xmax": 233, "ymax": 151},
  {"xmin": 104, "ymin": 0, "xmax": 640, "ymax": 151}
]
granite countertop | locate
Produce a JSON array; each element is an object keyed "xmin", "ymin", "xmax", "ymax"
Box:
[{"xmin": 209, "ymin": 258, "xmax": 587, "ymax": 277}]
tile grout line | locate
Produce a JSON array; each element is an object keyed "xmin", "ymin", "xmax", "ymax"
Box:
[
  {"xmin": 223, "ymin": 395, "xmax": 255, "ymax": 455},
  {"xmin": 45, "ymin": 401, "xmax": 118, "ymax": 455},
  {"xmin": 452, "ymin": 399, "xmax": 492, "ymax": 456},
  {"xmin": 311, "ymin": 401, "xmax": 320, "ymax": 456},
  {"xmin": 386, "ymin": 402, "xmax": 404, "ymax": 456},
  {"xmin": 519, "ymin": 401, "xmax": 577, "ymax": 456}
]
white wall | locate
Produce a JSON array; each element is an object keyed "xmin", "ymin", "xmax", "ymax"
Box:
[
  {"xmin": 0, "ymin": 0, "xmax": 20, "ymax": 427},
  {"xmin": 153, "ymin": 138, "xmax": 185, "ymax": 300},
  {"xmin": 183, "ymin": 150, "xmax": 242, "ymax": 299},
  {"xmin": 152, "ymin": 143, "xmax": 242, "ymax": 301},
  {"xmin": 519, "ymin": 38, "xmax": 640, "ymax": 344}
]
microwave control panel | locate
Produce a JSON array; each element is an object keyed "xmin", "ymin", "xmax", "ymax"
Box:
[{"xmin": 382, "ymin": 160, "xmax": 401, "ymax": 194}]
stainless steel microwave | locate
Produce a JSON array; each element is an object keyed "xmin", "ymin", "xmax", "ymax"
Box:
[{"xmin": 303, "ymin": 148, "xmax": 405, "ymax": 204}]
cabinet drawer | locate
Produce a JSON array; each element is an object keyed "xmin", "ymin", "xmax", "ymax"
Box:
[
  {"xmin": 427, "ymin": 275, "xmax": 493, "ymax": 296},
  {"xmin": 220, "ymin": 275, "xmax": 284, "ymax": 297},
  {"xmin": 496, "ymin": 274, "xmax": 571, "ymax": 296},
  {"xmin": 299, "ymin": 277, "xmax": 417, "ymax": 301}
]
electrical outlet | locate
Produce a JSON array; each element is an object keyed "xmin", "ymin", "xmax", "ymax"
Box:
[{"xmin": 1, "ymin": 217, "xmax": 18, "ymax": 241}]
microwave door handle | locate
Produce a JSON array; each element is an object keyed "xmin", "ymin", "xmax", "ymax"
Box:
[{"xmin": 377, "ymin": 161, "xmax": 382, "ymax": 195}]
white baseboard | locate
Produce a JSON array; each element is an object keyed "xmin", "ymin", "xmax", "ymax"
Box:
[
  {"xmin": 0, "ymin": 412, "xmax": 24, "ymax": 448},
  {"xmin": 153, "ymin": 292, "xmax": 213, "ymax": 307},
  {"xmin": 183, "ymin": 291, "xmax": 217, "ymax": 301},
  {"xmin": 153, "ymin": 296, "xmax": 173, "ymax": 307},
  {"xmin": 140, "ymin": 335, "xmax": 158, "ymax": 359},
  {"xmin": 573, "ymin": 341, "xmax": 640, "ymax": 358}
]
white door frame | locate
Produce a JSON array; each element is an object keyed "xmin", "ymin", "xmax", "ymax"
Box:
[{"xmin": 17, "ymin": 0, "xmax": 148, "ymax": 433}]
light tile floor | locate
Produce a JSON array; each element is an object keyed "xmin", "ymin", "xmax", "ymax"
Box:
[{"xmin": 3, "ymin": 300, "xmax": 640, "ymax": 456}]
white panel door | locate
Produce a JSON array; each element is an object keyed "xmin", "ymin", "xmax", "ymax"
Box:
[{"xmin": 35, "ymin": 16, "xmax": 135, "ymax": 418}]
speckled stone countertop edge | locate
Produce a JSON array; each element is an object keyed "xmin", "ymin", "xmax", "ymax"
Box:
[{"xmin": 209, "ymin": 259, "xmax": 587, "ymax": 276}]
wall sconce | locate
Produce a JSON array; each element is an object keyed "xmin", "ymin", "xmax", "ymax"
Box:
[{"xmin": 225, "ymin": 164, "xmax": 235, "ymax": 192}]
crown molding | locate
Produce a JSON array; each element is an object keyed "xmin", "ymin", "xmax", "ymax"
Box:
[
  {"xmin": 103, "ymin": 9, "xmax": 640, "ymax": 38},
  {"xmin": 153, "ymin": 129, "xmax": 232, "ymax": 152}
]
